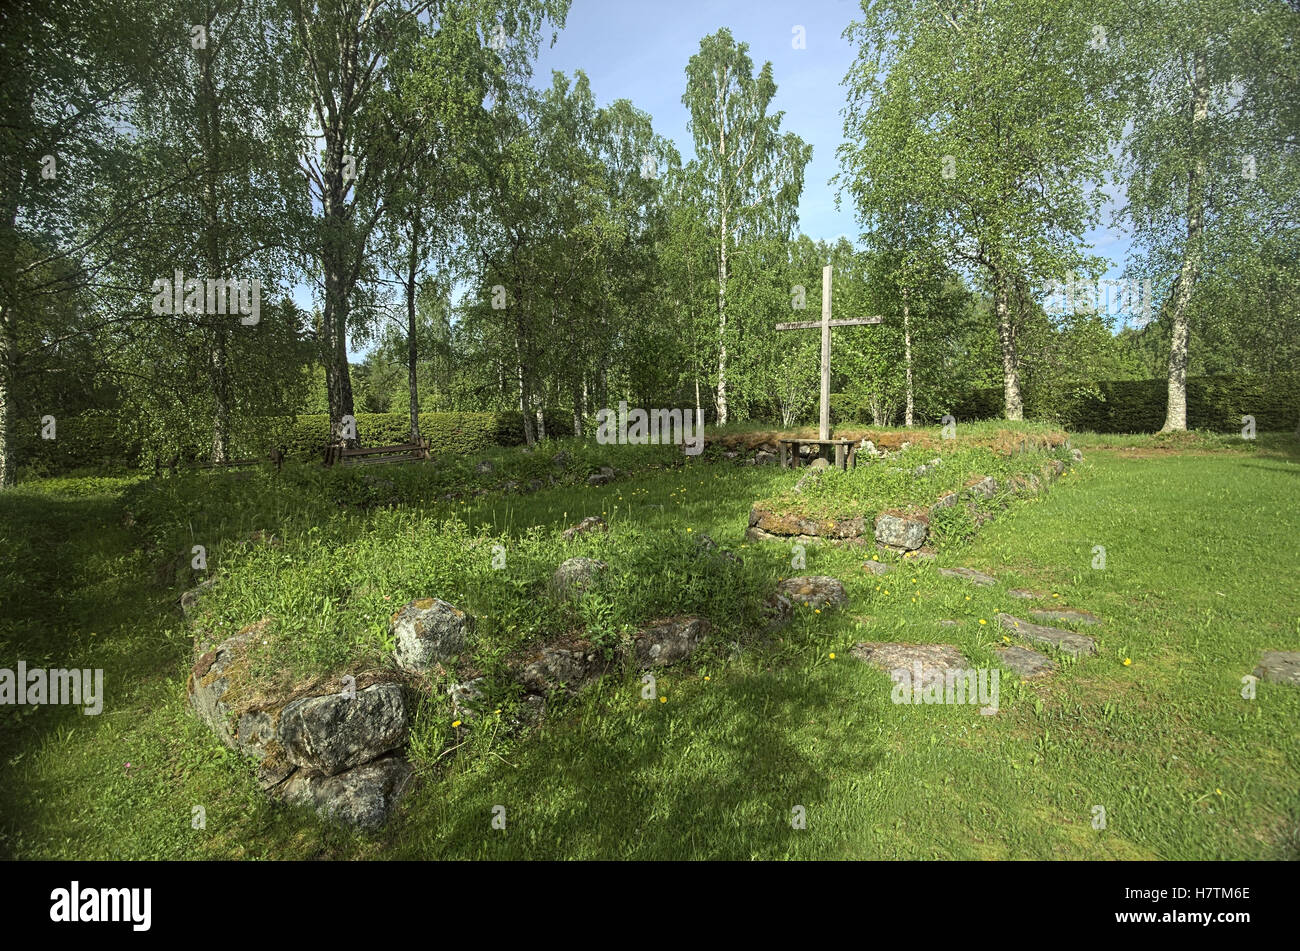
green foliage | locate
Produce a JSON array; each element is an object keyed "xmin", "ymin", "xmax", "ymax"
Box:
[
  {"xmin": 14, "ymin": 409, "xmax": 579, "ymax": 476},
  {"xmin": 956, "ymin": 373, "xmax": 1300, "ymax": 433}
]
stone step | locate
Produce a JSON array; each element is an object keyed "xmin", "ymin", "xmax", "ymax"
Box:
[
  {"xmin": 997, "ymin": 613, "xmax": 1097, "ymax": 657},
  {"xmin": 995, "ymin": 645, "xmax": 1055, "ymax": 679},
  {"xmin": 938, "ymin": 566, "xmax": 996, "ymax": 586},
  {"xmin": 1029, "ymin": 608, "xmax": 1100, "ymax": 626},
  {"xmin": 1254, "ymin": 651, "xmax": 1300, "ymax": 687},
  {"xmin": 850, "ymin": 642, "xmax": 970, "ymax": 681}
]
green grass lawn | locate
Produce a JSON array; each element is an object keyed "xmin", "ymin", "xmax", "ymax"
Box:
[{"xmin": 1, "ymin": 431, "xmax": 1297, "ymax": 859}]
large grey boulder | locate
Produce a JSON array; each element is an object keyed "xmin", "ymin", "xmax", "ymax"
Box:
[
  {"xmin": 518, "ymin": 644, "xmax": 614, "ymax": 693},
  {"xmin": 966, "ymin": 476, "xmax": 998, "ymax": 499},
  {"xmin": 390, "ymin": 598, "xmax": 473, "ymax": 673},
  {"xmin": 552, "ymin": 557, "xmax": 608, "ymax": 599},
  {"xmin": 187, "ymin": 621, "xmax": 272, "ymax": 747},
  {"xmin": 874, "ymin": 512, "xmax": 929, "ymax": 550},
  {"xmin": 233, "ymin": 710, "xmax": 294, "ymax": 788},
  {"xmin": 280, "ymin": 754, "xmax": 413, "ymax": 830},
  {"xmin": 586, "ymin": 466, "xmax": 616, "ymax": 486},
  {"xmin": 634, "ymin": 617, "xmax": 710, "ymax": 668},
  {"xmin": 278, "ymin": 684, "xmax": 408, "ymax": 776}
]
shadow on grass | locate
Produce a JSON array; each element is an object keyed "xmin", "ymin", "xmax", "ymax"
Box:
[
  {"xmin": 0, "ymin": 486, "xmax": 185, "ymax": 823},
  {"xmin": 393, "ymin": 657, "xmax": 882, "ymax": 859}
]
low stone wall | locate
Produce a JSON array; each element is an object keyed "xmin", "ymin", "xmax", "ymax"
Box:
[
  {"xmin": 746, "ymin": 454, "xmax": 1076, "ymax": 554},
  {"xmin": 181, "ymin": 522, "xmax": 831, "ymax": 831}
]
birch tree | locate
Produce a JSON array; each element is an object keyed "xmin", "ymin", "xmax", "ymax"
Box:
[
  {"xmin": 841, "ymin": 0, "xmax": 1120, "ymax": 421},
  {"xmin": 1117, "ymin": 0, "xmax": 1299, "ymax": 430},
  {"xmin": 683, "ymin": 28, "xmax": 809, "ymax": 425}
]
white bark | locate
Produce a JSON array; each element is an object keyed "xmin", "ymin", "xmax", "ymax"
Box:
[
  {"xmin": 995, "ymin": 272, "xmax": 1024, "ymax": 421},
  {"xmin": 1161, "ymin": 50, "xmax": 1209, "ymax": 433},
  {"xmin": 902, "ymin": 284, "xmax": 914, "ymax": 427}
]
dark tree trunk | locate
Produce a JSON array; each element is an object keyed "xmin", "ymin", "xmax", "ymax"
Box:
[{"xmin": 198, "ymin": 34, "xmax": 230, "ymax": 462}]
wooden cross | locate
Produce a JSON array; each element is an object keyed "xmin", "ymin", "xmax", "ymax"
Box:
[{"xmin": 775, "ymin": 264, "xmax": 883, "ymax": 440}]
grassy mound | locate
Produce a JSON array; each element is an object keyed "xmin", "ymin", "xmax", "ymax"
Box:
[{"xmin": 751, "ymin": 423, "xmax": 1073, "ymax": 548}]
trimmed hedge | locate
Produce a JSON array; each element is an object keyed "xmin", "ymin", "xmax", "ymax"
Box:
[
  {"xmin": 952, "ymin": 374, "xmax": 1300, "ymax": 433},
  {"xmin": 10, "ymin": 413, "xmax": 136, "ymax": 475},
  {"xmin": 15, "ymin": 409, "xmax": 575, "ymax": 474},
  {"xmin": 260, "ymin": 410, "xmax": 574, "ymax": 460}
]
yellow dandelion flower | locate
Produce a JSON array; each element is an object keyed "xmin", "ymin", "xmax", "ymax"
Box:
[
  {"xmin": 452, "ymin": 720, "xmax": 462, "ymax": 728},
  {"xmin": 979, "ymin": 619, "xmax": 987, "ymax": 625},
  {"xmin": 704, "ymin": 676, "xmax": 710, "ymax": 681},
  {"xmin": 828, "ymin": 652, "xmax": 836, "ymax": 659},
  {"xmin": 1123, "ymin": 657, "xmax": 1132, "ymax": 666},
  {"xmin": 1002, "ymin": 635, "xmax": 1011, "ymax": 643},
  {"xmin": 659, "ymin": 696, "xmax": 667, "ymax": 703}
]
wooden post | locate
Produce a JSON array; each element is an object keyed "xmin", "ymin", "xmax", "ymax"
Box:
[
  {"xmin": 835, "ymin": 442, "xmax": 846, "ymax": 470},
  {"xmin": 820, "ymin": 265, "xmax": 831, "ymax": 440}
]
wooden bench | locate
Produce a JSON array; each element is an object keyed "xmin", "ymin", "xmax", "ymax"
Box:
[
  {"xmin": 777, "ymin": 438, "xmax": 855, "ymax": 471},
  {"xmin": 324, "ymin": 439, "xmax": 430, "ymax": 467}
]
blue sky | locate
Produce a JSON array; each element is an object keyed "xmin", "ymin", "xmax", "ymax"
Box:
[{"xmin": 533, "ymin": 0, "xmax": 865, "ymax": 243}]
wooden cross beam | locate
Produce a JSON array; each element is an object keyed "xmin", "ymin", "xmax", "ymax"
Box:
[{"xmin": 776, "ymin": 264, "xmax": 883, "ymax": 440}]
